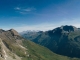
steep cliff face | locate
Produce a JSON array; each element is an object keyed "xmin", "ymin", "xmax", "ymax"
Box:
[
  {"xmin": 0, "ymin": 38, "xmax": 21, "ymax": 60},
  {"xmin": 0, "ymin": 29, "xmax": 27, "ymax": 60}
]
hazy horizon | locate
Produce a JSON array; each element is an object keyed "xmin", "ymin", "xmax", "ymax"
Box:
[{"xmin": 0, "ymin": 0, "xmax": 80, "ymax": 32}]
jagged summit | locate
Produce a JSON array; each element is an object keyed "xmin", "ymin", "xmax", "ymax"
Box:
[
  {"xmin": 0, "ymin": 29, "xmax": 5, "ymax": 33},
  {"xmin": 60, "ymin": 25, "xmax": 78, "ymax": 32},
  {"xmin": 51, "ymin": 25, "xmax": 78, "ymax": 34},
  {"xmin": 0, "ymin": 29, "xmax": 20, "ymax": 36},
  {"xmin": 9, "ymin": 29, "xmax": 20, "ymax": 36}
]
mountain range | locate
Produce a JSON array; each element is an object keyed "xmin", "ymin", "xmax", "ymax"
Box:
[
  {"xmin": 0, "ymin": 28, "xmax": 78, "ymax": 60},
  {"xmin": 21, "ymin": 25, "xmax": 80, "ymax": 58}
]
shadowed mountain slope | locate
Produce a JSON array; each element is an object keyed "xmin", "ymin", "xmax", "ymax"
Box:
[{"xmin": 21, "ymin": 25, "xmax": 80, "ymax": 58}]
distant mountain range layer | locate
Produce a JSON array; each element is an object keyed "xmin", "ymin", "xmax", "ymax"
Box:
[{"xmin": 21, "ymin": 25, "xmax": 80, "ymax": 58}]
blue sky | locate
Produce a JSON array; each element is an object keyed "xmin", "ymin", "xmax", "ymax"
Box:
[{"xmin": 0, "ymin": 0, "xmax": 80, "ymax": 32}]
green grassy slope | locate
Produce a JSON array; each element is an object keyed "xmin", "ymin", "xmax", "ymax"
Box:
[{"xmin": 22, "ymin": 40, "xmax": 80, "ymax": 60}]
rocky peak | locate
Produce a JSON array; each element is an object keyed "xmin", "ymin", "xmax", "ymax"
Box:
[
  {"xmin": 0, "ymin": 29, "xmax": 5, "ymax": 33},
  {"xmin": 9, "ymin": 29, "xmax": 20, "ymax": 36},
  {"xmin": 60, "ymin": 25, "xmax": 78, "ymax": 32},
  {"xmin": 50, "ymin": 25, "xmax": 78, "ymax": 35}
]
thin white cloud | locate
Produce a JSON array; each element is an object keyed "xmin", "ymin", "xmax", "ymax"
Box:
[
  {"xmin": 14, "ymin": 7, "xmax": 36, "ymax": 14},
  {"xmin": 14, "ymin": 7, "xmax": 21, "ymax": 10},
  {"xmin": 23, "ymin": 7, "xmax": 36, "ymax": 12},
  {"xmin": 23, "ymin": 9, "xmax": 31, "ymax": 12}
]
